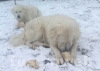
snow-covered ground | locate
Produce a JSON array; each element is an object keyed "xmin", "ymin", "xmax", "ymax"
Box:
[{"xmin": 0, "ymin": 0, "xmax": 100, "ymax": 71}]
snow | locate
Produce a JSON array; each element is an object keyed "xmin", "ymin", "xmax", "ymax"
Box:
[{"xmin": 0, "ymin": 0, "xmax": 100, "ymax": 71}]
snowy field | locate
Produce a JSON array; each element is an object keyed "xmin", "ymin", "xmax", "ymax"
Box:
[{"xmin": 0, "ymin": 0, "xmax": 100, "ymax": 71}]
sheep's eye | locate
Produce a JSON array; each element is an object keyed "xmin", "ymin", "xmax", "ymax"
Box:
[
  {"xmin": 16, "ymin": 12, "xmax": 17, "ymax": 13},
  {"xmin": 20, "ymin": 11, "xmax": 22, "ymax": 13}
]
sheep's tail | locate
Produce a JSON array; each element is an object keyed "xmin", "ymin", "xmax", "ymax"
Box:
[{"xmin": 9, "ymin": 32, "xmax": 25, "ymax": 47}]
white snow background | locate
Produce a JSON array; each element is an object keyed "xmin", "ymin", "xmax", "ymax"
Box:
[{"xmin": 0, "ymin": 0, "xmax": 100, "ymax": 71}]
